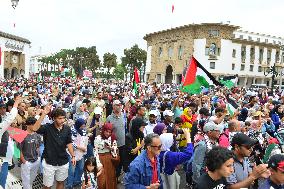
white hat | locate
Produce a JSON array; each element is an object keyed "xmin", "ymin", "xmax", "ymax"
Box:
[
  {"xmin": 149, "ymin": 110, "xmax": 158, "ymax": 117},
  {"xmin": 113, "ymin": 100, "xmax": 121, "ymax": 105},
  {"xmin": 94, "ymin": 107, "xmax": 103, "ymax": 115},
  {"xmin": 163, "ymin": 110, "xmax": 174, "ymax": 117}
]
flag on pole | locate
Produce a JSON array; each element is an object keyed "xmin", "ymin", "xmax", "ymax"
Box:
[
  {"xmin": 133, "ymin": 67, "xmax": 140, "ymax": 96},
  {"xmin": 181, "ymin": 56, "xmax": 223, "ymax": 94},
  {"xmin": 172, "ymin": 4, "xmax": 175, "ymax": 13}
]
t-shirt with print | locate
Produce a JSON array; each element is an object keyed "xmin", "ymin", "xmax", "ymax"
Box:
[
  {"xmin": 196, "ymin": 173, "xmax": 228, "ymax": 189},
  {"xmin": 20, "ymin": 132, "xmax": 41, "ymax": 162},
  {"xmin": 81, "ymin": 171, "xmax": 98, "ymax": 189}
]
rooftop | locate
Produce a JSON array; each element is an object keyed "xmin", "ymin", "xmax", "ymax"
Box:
[{"xmin": 0, "ymin": 30, "xmax": 31, "ymax": 44}]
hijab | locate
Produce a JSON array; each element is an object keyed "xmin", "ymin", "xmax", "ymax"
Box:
[
  {"xmin": 160, "ymin": 133, "xmax": 174, "ymax": 151},
  {"xmin": 153, "ymin": 123, "xmax": 166, "ymax": 136},
  {"xmin": 74, "ymin": 118, "xmax": 85, "ymax": 136},
  {"xmin": 101, "ymin": 122, "xmax": 116, "ymax": 141}
]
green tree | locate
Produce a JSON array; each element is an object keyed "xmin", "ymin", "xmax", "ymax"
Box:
[
  {"xmin": 121, "ymin": 44, "xmax": 147, "ymax": 81},
  {"xmin": 103, "ymin": 52, "xmax": 117, "ymax": 79},
  {"xmin": 113, "ymin": 64, "xmax": 126, "ymax": 80}
]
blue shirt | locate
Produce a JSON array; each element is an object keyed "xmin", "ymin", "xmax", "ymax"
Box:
[
  {"xmin": 124, "ymin": 150, "xmax": 163, "ymax": 189},
  {"xmin": 159, "ymin": 143, "xmax": 193, "ymax": 175},
  {"xmin": 258, "ymin": 178, "xmax": 284, "ymax": 189}
]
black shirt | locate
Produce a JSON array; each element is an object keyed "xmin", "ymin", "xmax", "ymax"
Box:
[
  {"xmin": 36, "ymin": 123, "xmax": 72, "ymax": 166},
  {"xmin": 196, "ymin": 173, "xmax": 228, "ymax": 189}
]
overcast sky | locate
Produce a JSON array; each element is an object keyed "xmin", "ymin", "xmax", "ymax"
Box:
[{"xmin": 0, "ymin": 0, "xmax": 283, "ymax": 61}]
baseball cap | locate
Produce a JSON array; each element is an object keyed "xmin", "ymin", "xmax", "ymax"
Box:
[
  {"xmin": 149, "ymin": 110, "xmax": 158, "ymax": 117},
  {"xmin": 113, "ymin": 100, "xmax": 121, "ymax": 105},
  {"xmin": 163, "ymin": 110, "xmax": 174, "ymax": 117},
  {"xmin": 231, "ymin": 133, "xmax": 257, "ymax": 147},
  {"xmin": 203, "ymin": 122, "xmax": 219, "ymax": 132},
  {"xmin": 94, "ymin": 107, "xmax": 103, "ymax": 115},
  {"xmin": 132, "ymin": 117, "xmax": 147, "ymax": 127},
  {"xmin": 268, "ymin": 154, "xmax": 284, "ymax": 172}
]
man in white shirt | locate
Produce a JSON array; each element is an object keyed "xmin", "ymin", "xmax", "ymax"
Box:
[{"xmin": 144, "ymin": 110, "xmax": 158, "ymax": 136}]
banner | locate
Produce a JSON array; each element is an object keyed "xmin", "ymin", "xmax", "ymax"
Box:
[{"xmin": 83, "ymin": 70, "xmax": 92, "ymax": 78}]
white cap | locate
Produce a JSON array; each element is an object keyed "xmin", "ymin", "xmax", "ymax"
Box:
[
  {"xmin": 113, "ymin": 100, "xmax": 121, "ymax": 105},
  {"xmin": 94, "ymin": 107, "xmax": 103, "ymax": 115},
  {"xmin": 149, "ymin": 110, "xmax": 158, "ymax": 117},
  {"xmin": 163, "ymin": 110, "xmax": 174, "ymax": 117}
]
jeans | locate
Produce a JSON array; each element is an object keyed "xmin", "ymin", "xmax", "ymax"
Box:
[
  {"xmin": 66, "ymin": 158, "xmax": 84, "ymax": 188},
  {"xmin": 0, "ymin": 162, "xmax": 9, "ymax": 188},
  {"xmin": 85, "ymin": 144, "xmax": 94, "ymax": 159}
]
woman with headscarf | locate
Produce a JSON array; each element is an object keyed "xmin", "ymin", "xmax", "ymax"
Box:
[
  {"xmin": 67, "ymin": 118, "xmax": 89, "ymax": 189},
  {"xmin": 94, "ymin": 123, "xmax": 119, "ymax": 189},
  {"xmin": 271, "ymin": 105, "xmax": 284, "ymax": 131},
  {"xmin": 153, "ymin": 122, "xmax": 167, "ymax": 136},
  {"xmin": 159, "ymin": 128, "xmax": 193, "ymax": 189},
  {"xmin": 124, "ymin": 117, "xmax": 146, "ymax": 172},
  {"xmin": 74, "ymin": 102, "xmax": 89, "ymax": 121}
]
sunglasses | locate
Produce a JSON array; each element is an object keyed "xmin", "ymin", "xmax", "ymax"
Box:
[{"xmin": 151, "ymin": 144, "xmax": 162, "ymax": 150}]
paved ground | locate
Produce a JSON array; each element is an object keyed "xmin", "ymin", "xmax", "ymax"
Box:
[{"xmin": 7, "ymin": 165, "xmax": 189, "ymax": 189}]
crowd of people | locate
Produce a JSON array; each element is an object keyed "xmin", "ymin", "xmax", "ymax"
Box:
[{"xmin": 0, "ymin": 77, "xmax": 284, "ymax": 189}]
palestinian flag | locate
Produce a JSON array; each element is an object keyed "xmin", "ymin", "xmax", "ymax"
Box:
[
  {"xmin": 133, "ymin": 67, "xmax": 140, "ymax": 96},
  {"xmin": 181, "ymin": 56, "xmax": 223, "ymax": 94},
  {"xmin": 226, "ymin": 96, "xmax": 239, "ymax": 116},
  {"xmin": 220, "ymin": 75, "xmax": 238, "ymax": 89}
]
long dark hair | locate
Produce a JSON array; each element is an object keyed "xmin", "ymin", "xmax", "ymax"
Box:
[{"xmin": 83, "ymin": 157, "xmax": 98, "ymax": 184}]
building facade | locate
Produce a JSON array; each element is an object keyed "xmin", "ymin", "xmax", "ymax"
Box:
[
  {"xmin": 144, "ymin": 23, "xmax": 284, "ymax": 87},
  {"xmin": 0, "ymin": 31, "xmax": 31, "ymax": 79}
]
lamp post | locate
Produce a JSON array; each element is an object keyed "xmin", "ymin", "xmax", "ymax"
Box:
[
  {"xmin": 11, "ymin": 0, "xmax": 19, "ymax": 9},
  {"xmin": 263, "ymin": 63, "xmax": 283, "ymax": 92}
]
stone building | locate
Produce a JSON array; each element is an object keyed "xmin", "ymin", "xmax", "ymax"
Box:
[
  {"xmin": 0, "ymin": 31, "xmax": 31, "ymax": 79},
  {"xmin": 144, "ymin": 23, "xmax": 284, "ymax": 87}
]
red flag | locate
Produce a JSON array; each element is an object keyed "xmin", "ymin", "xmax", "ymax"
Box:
[
  {"xmin": 172, "ymin": 5, "xmax": 174, "ymax": 13},
  {"xmin": 0, "ymin": 47, "xmax": 2, "ymax": 65},
  {"xmin": 133, "ymin": 67, "xmax": 140, "ymax": 83},
  {"xmin": 7, "ymin": 127, "xmax": 28, "ymax": 143},
  {"xmin": 183, "ymin": 57, "xmax": 197, "ymax": 86}
]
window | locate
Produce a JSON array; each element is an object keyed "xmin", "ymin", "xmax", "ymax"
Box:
[
  {"xmin": 279, "ymin": 41, "xmax": 282, "ymax": 45},
  {"xmin": 232, "ymin": 64, "xmax": 235, "ymax": 70},
  {"xmin": 259, "ymin": 48, "xmax": 264, "ymax": 62},
  {"xmin": 282, "ymin": 52, "xmax": 284, "ymax": 63},
  {"xmin": 257, "ymin": 38, "xmax": 260, "ymax": 42},
  {"xmin": 273, "ymin": 40, "xmax": 276, "ymax": 44},
  {"xmin": 265, "ymin": 39, "xmax": 268, "ymax": 43},
  {"xmin": 178, "ymin": 46, "xmax": 183, "ymax": 60},
  {"xmin": 248, "ymin": 36, "xmax": 252, "ymax": 40},
  {"xmin": 156, "ymin": 74, "xmax": 161, "ymax": 83},
  {"xmin": 250, "ymin": 47, "xmax": 255, "ymax": 62},
  {"xmin": 240, "ymin": 35, "xmax": 243, "ymax": 39},
  {"xmin": 240, "ymin": 64, "xmax": 245, "ymax": 71},
  {"xmin": 208, "ymin": 29, "xmax": 220, "ymax": 37},
  {"xmin": 159, "ymin": 47, "xmax": 163, "ymax": 57},
  {"xmin": 276, "ymin": 51, "xmax": 280, "ymax": 63},
  {"xmin": 210, "ymin": 62, "xmax": 215, "ymax": 69},
  {"xmin": 258, "ymin": 66, "xmax": 262, "ymax": 72},
  {"xmin": 249, "ymin": 65, "xmax": 254, "ymax": 72},
  {"xmin": 205, "ymin": 47, "xmax": 209, "ymax": 55},
  {"xmin": 168, "ymin": 47, "xmax": 173, "ymax": 58},
  {"xmin": 241, "ymin": 46, "xmax": 246, "ymax": 62},
  {"xmin": 232, "ymin": 49, "xmax": 236, "ymax": 58},
  {"xmin": 267, "ymin": 50, "xmax": 271, "ymax": 64},
  {"xmin": 146, "ymin": 74, "xmax": 150, "ymax": 81},
  {"xmin": 217, "ymin": 48, "xmax": 221, "ymax": 56}
]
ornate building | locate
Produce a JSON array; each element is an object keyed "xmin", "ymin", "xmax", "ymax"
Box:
[
  {"xmin": 144, "ymin": 23, "xmax": 284, "ymax": 87},
  {"xmin": 0, "ymin": 31, "xmax": 31, "ymax": 79}
]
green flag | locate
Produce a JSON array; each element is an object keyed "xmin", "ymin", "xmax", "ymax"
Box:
[{"xmin": 13, "ymin": 143, "xmax": 20, "ymax": 159}]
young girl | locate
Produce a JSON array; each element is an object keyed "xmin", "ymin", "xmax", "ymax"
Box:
[{"xmin": 81, "ymin": 157, "xmax": 98, "ymax": 189}]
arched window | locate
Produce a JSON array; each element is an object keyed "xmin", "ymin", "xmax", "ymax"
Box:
[
  {"xmin": 168, "ymin": 47, "xmax": 173, "ymax": 58},
  {"xmin": 178, "ymin": 46, "xmax": 183, "ymax": 60}
]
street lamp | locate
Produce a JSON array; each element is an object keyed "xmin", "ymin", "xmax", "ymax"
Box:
[
  {"xmin": 263, "ymin": 63, "xmax": 284, "ymax": 92},
  {"xmin": 11, "ymin": 0, "xmax": 19, "ymax": 9}
]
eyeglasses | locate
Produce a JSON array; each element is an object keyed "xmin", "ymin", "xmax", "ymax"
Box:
[{"xmin": 151, "ymin": 144, "xmax": 162, "ymax": 150}]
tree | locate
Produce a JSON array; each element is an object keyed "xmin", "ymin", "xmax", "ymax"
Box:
[
  {"xmin": 103, "ymin": 52, "xmax": 117, "ymax": 79},
  {"xmin": 113, "ymin": 64, "xmax": 126, "ymax": 80},
  {"xmin": 121, "ymin": 44, "xmax": 147, "ymax": 81}
]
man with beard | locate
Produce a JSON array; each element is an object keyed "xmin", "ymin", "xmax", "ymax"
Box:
[{"xmin": 144, "ymin": 110, "xmax": 158, "ymax": 136}]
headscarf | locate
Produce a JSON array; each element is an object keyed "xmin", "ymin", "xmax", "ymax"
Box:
[
  {"xmin": 160, "ymin": 133, "xmax": 174, "ymax": 151},
  {"xmin": 130, "ymin": 118, "xmax": 144, "ymax": 140},
  {"xmin": 101, "ymin": 122, "xmax": 116, "ymax": 141},
  {"xmin": 153, "ymin": 123, "xmax": 166, "ymax": 135},
  {"xmin": 238, "ymin": 108, "xmax": 248, "ymax": 122},
  {"xmin": 180, "ymin": 107, "xmax": 193, "ymax": 130},
  {"xmin": 74, "ymin": 118, "xmax": 85, "ymax": 136}
]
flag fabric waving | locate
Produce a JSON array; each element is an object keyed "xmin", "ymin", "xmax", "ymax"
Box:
[
  {"xmin": 172, "ymin": 4, "xmax": 175, "ymax": 13},
  {"xmin": 7, "ymin": 127, "xmax": 28, "ymax": 143},
  {"xmin": 226, "ymin": 96, "xmax": 239, "ymax": 116},
  {"xmin": 219, "ymin": 75, "xmax": 238, "ymax": 89},
  {"xmin": 133, "ymin": 67, "xmax": 140, "ymax": 96},
  {"xmin": 181, "ymin": 56, "xmax": 223, "ymax": 94}
]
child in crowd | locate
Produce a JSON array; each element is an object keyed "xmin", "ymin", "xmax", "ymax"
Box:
[{"xmin": 81, "ymin": 157, "xmax": 99, "ymax": 189}]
